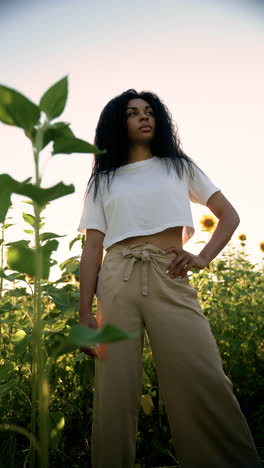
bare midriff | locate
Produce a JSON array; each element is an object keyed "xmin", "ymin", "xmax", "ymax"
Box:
[{"xmin": 111, "ymin": 226, "xmax": 183, "ymax": 251}]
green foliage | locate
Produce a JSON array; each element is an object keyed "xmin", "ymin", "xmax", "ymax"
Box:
[
  {"xmin": 7, "ymin": 239, "xmax": 59, "ymax": 279},
  {"xmin": 39, "ymin": 121, "xmax": 75, "ymax": 150},
  {"xmin": 39, "ymin": 76, "xmax": 68, "ymax": 121},
  {"xmin": 0, "ymin": 75, "xmax": 263, "ymax": 467},
  {"xmin": 0, "ymin": 75, "xmax": 130, "ymax": 468},
  {"xmin": 0, "ymin": 174, "xmax": 75, "ymax": 223},
  {"xmin": 52, "ymin": 136, "xmax": 106, "ymax": 156},
  {"xmin": 0, "ymin": 85, "xmax": 40, "ymax": 131},
  {"xmin": 190, "ymin": 242, "xmax": 264, "ymax": 405},
  {"xmin": 0, "ymin": 236, "xmax": 263, "ymax": 467}
]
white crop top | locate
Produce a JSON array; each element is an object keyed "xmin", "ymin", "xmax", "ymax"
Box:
[{"xmin": 78, "ymin": 156, "xmax": 220, "ymax": 250}]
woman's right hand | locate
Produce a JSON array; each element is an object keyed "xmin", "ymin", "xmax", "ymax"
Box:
[{"xmin": 79, "ymin": 312, "xmax": 99, "ymax": 359}]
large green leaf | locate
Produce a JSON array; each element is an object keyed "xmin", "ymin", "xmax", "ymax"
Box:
[
  {"xmin": 0, "ymin": 270, "xmax": 26, "ymax": 283},
  {"xmin": 68, "ymin": 323, "xmax": 141, "ymax": 347},
  {"xmin": 0, "ymin": 379, "xmax": 18, "ymax": 394},
  {"xmin": 39, "ymin": 76, "xmax": 68, "ymax": 120},
  {"xmin": 49, "ymin": 411, "xmax": 65, "ymax": 450},
  {"xmin": 0, "ymin": 302, "xmax": 17, "ymax": 314},
  {"xmin": 42, "ymin": 122, "xmax": 75, "ymax": 150},
  {"xmin": 0, "ymin": 361, "xmax": 17, "ymax": 382},
  {"xmin": 0, "ymin": 85, "xmax": 40, "ymax": 131},
  {"xmin": 12, "ymin": 329, "xmax": 26, "ymax": 344},
  {"xmin": 25, "ymin": 121, "xmax": 75, "ymax": 149},
  {"xmin": 54, "ymin": 322, "xmax": 140, "ymax": 357},
  {"xmin": 46, "ymin": 285, "xmax": 70, "ymax": 306},
  {"xmin": 52, "ymin": 136, "xmax": 107, "ymax": 155},
  {"xmin": 0, "ymin": 174, "xmax": 74, "ymax": 223},
  {"xmin": 7, "ymin": 287, "xmax": 28, "ymax": 297},
  {"xmin": 12, "ymin": 330, "xmax": 31, "ymax": 355},
  {"xmin": 7, "ymin": 239, "xmax": 59, "ymax": 279}
]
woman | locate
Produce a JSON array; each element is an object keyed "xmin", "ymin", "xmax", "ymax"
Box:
[{"xmin": 78, "ymin": 89, "xmax": 261, "ymax": 468}]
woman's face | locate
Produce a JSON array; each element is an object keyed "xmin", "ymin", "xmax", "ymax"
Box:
[{"xmin": 125, "ymin": 98, "xmax": 156, "ymax": 144}]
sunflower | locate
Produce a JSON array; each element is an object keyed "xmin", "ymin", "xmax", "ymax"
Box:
[
  {"xmin": 200, "ymin": 214, "xmax": 217, "ymax": 233},
  {"xmin": 260, "ymin": 242, "xmax": 264, "ymax": 253},
  {"xmin": 25, "ymin": 274, "xmax": 34, "ymax": 283},
  {"xmin": 238, "ymin": 234, "xmax": 246, "ymax": 241}
]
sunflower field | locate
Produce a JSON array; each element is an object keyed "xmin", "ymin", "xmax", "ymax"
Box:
[{"xmin": 0, "ymin": 77, "xmax": 263, "ymax": 468}]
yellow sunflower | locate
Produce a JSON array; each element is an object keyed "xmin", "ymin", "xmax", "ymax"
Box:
[
  {"xmin": 25, "ymin": 274, "xmax": 34, "ymax": 283},
  {"xmin": 238, "ymin": 234, "xmax": 246, "ymax": 241},
  {"xmin": 260, "ymin": 242, "xmax": 264, "ymax": 253},
  {"xmin": 200, "ymin": 214, "xmax": 217, "ymax": 233}
]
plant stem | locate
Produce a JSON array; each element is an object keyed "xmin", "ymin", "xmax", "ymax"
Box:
[
  {"xmin": 0, "ymin": 222, "xmax": 4, "ymax": 351},
  {"xmin": 30, "ymin": 119, "xmax": 50, "ymax": 468}
]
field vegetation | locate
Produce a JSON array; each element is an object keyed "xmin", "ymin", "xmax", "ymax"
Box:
[{"xmin": 0, "ymin": 77, "xmax": 263, "ymax": 467}]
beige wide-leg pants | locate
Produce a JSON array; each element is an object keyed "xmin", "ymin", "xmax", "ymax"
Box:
[{"xmin": 92, "ymin": 242, "xmax": 261, "ymax": 468}]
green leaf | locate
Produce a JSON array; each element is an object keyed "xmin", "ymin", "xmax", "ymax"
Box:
[
  {"xmin": 54, "ymin": 323, "xmax": 142, "ymax": 357},
  {"xmin": 52, "ymin": 136, "xmax": 107, "ymax": 156},
  {"xmin": 7, "ymin": 287, "xmax": 28, "ymax": 297},
  {"xmin": 0, "ymin": 361, "xmax": 16, "ymax": 382},
  {"xmin": 3, "ymin": 223, "xmax": 14, "ymax": 230},
  {"xmin": 0, "ymin": 174, "xmax": 74, "ymax": 223},
  {"xmin": 39, "ymin": 232, "xmax": 66, "ymax": 242},
  {"xmin": 69, "ymin": 234, "xmax": 81, "ymax": 251},
  {"xmin": 43, "ymin": 122, "xmax": 74, "ymax": 149},
  {"xmin": 68, "ymin": 323, "xmax": 140, "ymax": 347},
  {"xmin": 12, "ymin": 329, "xmax": 26, "ymax": 344},
  {"xmin": 61, "ymin": 259, "xmax": 80, "ymax": 276},
  {"xmin": 24, "ymin": 229, "xmax": 34, "ymax": 234},
  {"xmin": 22, "ymin": 212, "xmax": 35, "ymax": 228},
  {"xmin": 0, "ymin": 379, "xmax": 18, "ymax": 394},
  {"xmin": 46, "ymin": 285, "xmax": 70, "ymax": 306},
  {"xmin": 0, "ymin": 85, "xmax": 40, "ymax": 131},
  {"xmin": 39, "ymin": 76, "xmax": 68, "ymax": 120},
  {"xmin": 6, "ymin": 239, "xmax": 30, "ymax": 248},
  {"xmin": 59, "ymin": 256, "xmax": 79, "ymax": 271},
  {"xmin": 25, "ymin": 121, "xmax": 75, "ymax": 150},
  {"xmin": 7, "ymin": 239, "xmax": 58, "ymax": 279},
  {"xmin": 0, "ymin": 301, "xmax": 17, "ymax": 314},
  {"xmin": 49, "ymin": 411, "xmax": 65, "ymax": 449},
  {"xmin": 14, "ymin": 334, "xmax": 31, "ymax": 355},
  {"xmin": 6, "ymin": 243, "xmax": 35, "ymax": 276},
  {"xmin": 12, "ymin": 330, "xmax": 31, "ymax": 355},
  {"xmin": 67, "ymin": 263, "xmax": 79, "ymax": 276}
]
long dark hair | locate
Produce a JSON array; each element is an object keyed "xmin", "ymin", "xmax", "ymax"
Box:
[{"xmin": 87, "ymin": 89, "xmax": 200, "ymax": 201}]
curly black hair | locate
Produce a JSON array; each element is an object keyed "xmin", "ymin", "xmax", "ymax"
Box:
[{"xmin": 86, "ymin": 88, "xmax": 201, "ymax": 201}]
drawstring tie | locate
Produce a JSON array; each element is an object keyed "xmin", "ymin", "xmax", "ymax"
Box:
[{"xmin": 122, "ymin": 248, "xmax": 152, "ymax": 296}]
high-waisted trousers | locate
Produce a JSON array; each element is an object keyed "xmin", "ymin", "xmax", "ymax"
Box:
[{"xmin": 92, "ymin": 242, "xmax": 261, "ymax": 468}]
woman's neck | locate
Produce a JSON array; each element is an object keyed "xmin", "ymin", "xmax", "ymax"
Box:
[{"xmin": 127, "ymin": 145, "xmax": 153, "ymax": 164}]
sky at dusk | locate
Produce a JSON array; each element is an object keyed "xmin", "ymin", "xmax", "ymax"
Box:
[{"xmin": 0, "ymin": 0, "xmax": 263, "ymax": 279}]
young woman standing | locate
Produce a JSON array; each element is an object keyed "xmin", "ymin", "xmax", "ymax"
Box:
[{"xmin": 78, "ymin": 89, "xmax": 261, "ymax": 468}]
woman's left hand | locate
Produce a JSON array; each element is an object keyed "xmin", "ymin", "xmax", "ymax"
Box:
[{"xmin": 164, "ymin": 247, "xmax": 208, "ymax": 278}]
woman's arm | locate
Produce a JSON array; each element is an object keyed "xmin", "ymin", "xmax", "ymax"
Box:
[
  {"xmin": 199, "ymin": 191, "xmax": 240, "ymax": 264},
  {"xmin": 164, "ymin": 191, "xmax": 240, "ymax": 278}
]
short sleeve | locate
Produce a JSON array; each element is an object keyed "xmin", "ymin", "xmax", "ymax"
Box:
[
  {"xmin": 78, "ymin": 177, "xmax": 107, "ymax": 235},
  {"xmin": 187, "ymin": 163, "xmax": 221, "ymax": 205}
]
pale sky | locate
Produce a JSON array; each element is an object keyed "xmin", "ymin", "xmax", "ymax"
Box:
[{"xmin": 0, "ymin": 0, "xmax": 263, "ymax": 280}]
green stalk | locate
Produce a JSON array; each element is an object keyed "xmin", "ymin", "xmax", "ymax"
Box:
[
  {"xmin": 0, "ymin": 222, "xmax": 4, "ymax": 297},
  {"xmin": 0, "ymin": 222, "xmax": 4, "ymax": 352},
  {"xmin": 30, "ymin": 119, "xmax": 50, "ymax": 468}
]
